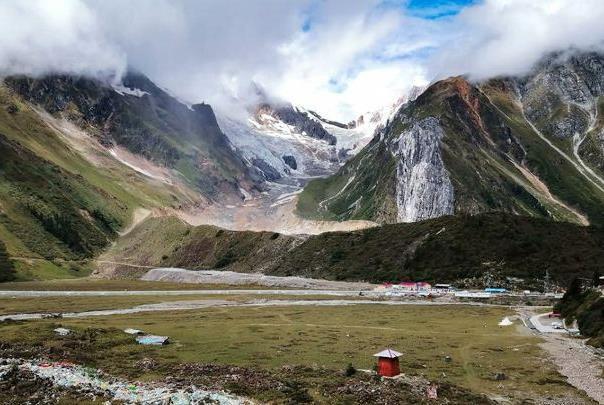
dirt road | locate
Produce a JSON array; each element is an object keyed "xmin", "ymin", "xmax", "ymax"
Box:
[
  {"xmin": 140, "ymin": 267, "xmax": 375, "ymax": 290},
  {"xmin": 119, "ymin": 208, "xmax": 151, "ymax": 236},
  {"xmin": 0, "ymin": 298, "xmax": 507, "ymax": 321},
  {"xmin": 529, "ymin": 313, "xmax": 568, "ymax": 334},
  {"xmin": 0, "ymin": 289, "xmax": 374, "ymax": 298}
]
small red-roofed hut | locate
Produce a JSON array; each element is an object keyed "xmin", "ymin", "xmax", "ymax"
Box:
[{"xmin": 373, "ymin": 348, "xmax": 402, "ymax": 377}]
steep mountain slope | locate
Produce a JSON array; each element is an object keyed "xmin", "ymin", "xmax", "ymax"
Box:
[
  {"xmin": 0, "ymin": 81, "xmax": 198, "ymax": 279},
  {"xmin": 298, "ymin": 51, "xmax": 604, "ymax": 226},
  {"xmin": 256, "ymin": 103, "xmax": 337, "ymax": 145},
  {"xmin": 100, "ymin": 213, "xmax": 604, "ymax": 289},
  {"xmin": 514, "ymin": 52, "xmax": 604, "ymax": 185},
  {"xmin": 0, "ymin": 239, "xmax": 15, "ymax": 282},
  {"xmin": 0, "ymin": 71, "xmax": 267, "ymax": 280},
  {"xmin": 0, "ymin": 70, "xmax": 389, "ymax": 282},
  {"xmin": 6, "ymin": 72, "xmax": 259, "ymax": 200}
]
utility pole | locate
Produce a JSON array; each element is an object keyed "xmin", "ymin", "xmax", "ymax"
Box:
[{"xmin": 543, "ymin": 269, "xmax": 551, "ymax": 293}]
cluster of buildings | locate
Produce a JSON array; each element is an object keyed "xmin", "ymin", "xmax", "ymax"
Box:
[
  {"xmin": 373, "ymin": 281, "xmax": 453, "ymax": 295},
  {"xmin": 374, "ymin": 282, "xmax": 446, "ymax": 291},
  {"xmin": 374, "ymin": 281, "xmax": 514, "ymax": 297}
]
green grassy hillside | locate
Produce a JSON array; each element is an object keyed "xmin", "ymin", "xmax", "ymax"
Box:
[
  {"xmin": 0, "ymin": 84, "xmax": 197, "ymax": 280},
  {"xmin": 0, "ymin": 239, "xmax": 15, "ymax": 282},
  {"xmin": 103, "ymin": 213, "xmax": 604, "ymax": 289},
  {"xmin": 297, "ymin": 140, "xmax": 398, "ymax": 223},
  {"xmin": 98, "ymin": 216, "xmax": 302, "ymax": 278},
  {"xmin": 271, "ymin": 213, "xmax": 604, "ymax": 288},
  {"xmin": 482, "ymin": 81, "xmax": 604, "ymax": 225}
]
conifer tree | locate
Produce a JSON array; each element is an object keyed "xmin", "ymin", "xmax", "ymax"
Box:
[{"xmin": 0, "ymin": 240, "xmax": 16, "ymax": 282}]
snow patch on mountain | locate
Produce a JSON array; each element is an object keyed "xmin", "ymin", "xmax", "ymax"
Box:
[
  {"xmin": 394, "ymin": 117, "xmax": 454, "ymax": 222},
  {"xmin": 219, "ymin": 114, "xmax": 338, "ymax": 180},
  {"xmin": 218, "ymin": 106, "xmax": 378, "ymax": 182},
  {"xmin": 108, "ymin": 147, "xmax": 174, "ymax": 184},
  {"xmin": 111, "ymin": 84, "xmax": 148, "ymax": 97}
]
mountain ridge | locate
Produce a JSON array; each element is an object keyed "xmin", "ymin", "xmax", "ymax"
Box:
[
  {"xmin": 5, "ymin": 72, "xmax": 261, "ymax": 200},
  {"xmin": 297, "ymin": 51, "xmax": 604, "ymax": 226},
  {"xmin": 98, "ymin": 212, "xmax": 604, "ymax": 290}
]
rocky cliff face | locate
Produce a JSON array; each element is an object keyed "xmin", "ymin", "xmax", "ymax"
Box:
[
  {"xmin": 298, "ymin": 50, "xmax": 604, "ymax": 226},
  {"xmin": 514, "ymin": 52, "xmax": 604, "ymax": 177},
  {"xmin": 520, "ymin": 56, "xmax": 594, "ymax": 139},
  {"xmin": 394, "ymin": 117, "xmax": 454, "ymax": 222}
]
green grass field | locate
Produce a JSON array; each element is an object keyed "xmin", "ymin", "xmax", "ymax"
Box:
[{"xmin": 0, "ymin": 303, "xmax": 589, "ymax": 403}]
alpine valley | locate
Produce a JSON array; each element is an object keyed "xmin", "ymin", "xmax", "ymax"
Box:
[
  {"xmin": 2, "ymin": 2, "xmax": 604, "ymax": 401},
  {"xmin": 2, "ymin": 51, "xmax": 604, "ymax": 289}
]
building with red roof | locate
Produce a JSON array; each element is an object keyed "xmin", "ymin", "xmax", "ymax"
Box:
[{"xmin": 373, "ymin": 348, "xmax": 402, "ymax": 377}]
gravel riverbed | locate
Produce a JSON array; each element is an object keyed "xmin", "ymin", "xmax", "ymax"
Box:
[{"xmin": 539, "ymin": 334, "xmax": 604, "ymax": 404}]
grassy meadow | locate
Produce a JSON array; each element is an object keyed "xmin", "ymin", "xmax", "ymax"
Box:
[{"xmin": 0, "ymin": 303, "xmax": 590, "ymax": 403}]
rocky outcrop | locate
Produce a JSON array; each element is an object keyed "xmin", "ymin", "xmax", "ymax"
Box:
[
  {"xmin": 519, "ymin": 52, "xmax": 604, "ymax": 139},
  {"xmin": 282, "ymin": 155, "xmax": 297, "ymax": 170},
  {"xmin": 393, "ymin": 117, "xmax": 454, "ymax": 222},
  {"xmin": 251, "ymin": 158, "xmax": 282, "ymax": 181},
  {"xmin": 256, "ymin": 103, "xmax": 337, "ymax": 145}
]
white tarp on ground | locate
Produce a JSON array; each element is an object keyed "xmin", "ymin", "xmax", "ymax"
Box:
[
  {"xmin": 53, "ymin": 328, "xmax": 71, "ymax": 336},
  {"xmin": 498, "ymin": 317, "xmax": 513, "ymax": 326}
]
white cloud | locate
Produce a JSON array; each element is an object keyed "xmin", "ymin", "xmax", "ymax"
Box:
[
  {"xmin": 2, "ymin": 0, "xmax": 604, "ymax": 121},
  {"xmin": 431, "ymin": 0, "xmax": 604, "ymax": 80},
  {"xmin": 0, "ymin": 0, "xmax": 125, "ymax": 78},
  {"xmin": 272, "ymin": 3, "xmax": 429, "ymax": 119},
  {"xmin": 0, "ymin": 0, "xmax": 428, "ymax": 121}
]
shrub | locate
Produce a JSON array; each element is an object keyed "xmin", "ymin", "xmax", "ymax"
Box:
[
  {"xmin": 282, "ymin": 380, "xmax": 312, "ymax": 403},
  {"xmin": 0, "ymin": 240, "xmax": 16, "ymax": 282},
  {"xmin": 345, "ymin": 363, "xmax": 356, "ymax": 377}
]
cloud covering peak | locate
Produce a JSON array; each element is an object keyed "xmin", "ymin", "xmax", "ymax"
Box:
[
  {"xmin": 0, "ymin": 0, "xmax": 125, "ymax": 79},
  {"xmin": 1, "ymin": 0, "xmax": 604, "ymax": 121},
  {"xmin": 432, "ymin": 0, "xmax": 604, "ymax": 80}
]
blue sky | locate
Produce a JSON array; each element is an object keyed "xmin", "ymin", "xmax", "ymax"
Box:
[
  {"xmin": 303, "ymin": 1, "xmax": 475, "ymax": 34},
  {"xmin": 388, "ymin": 0, "xmax": 477, "ymax": 19}
]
